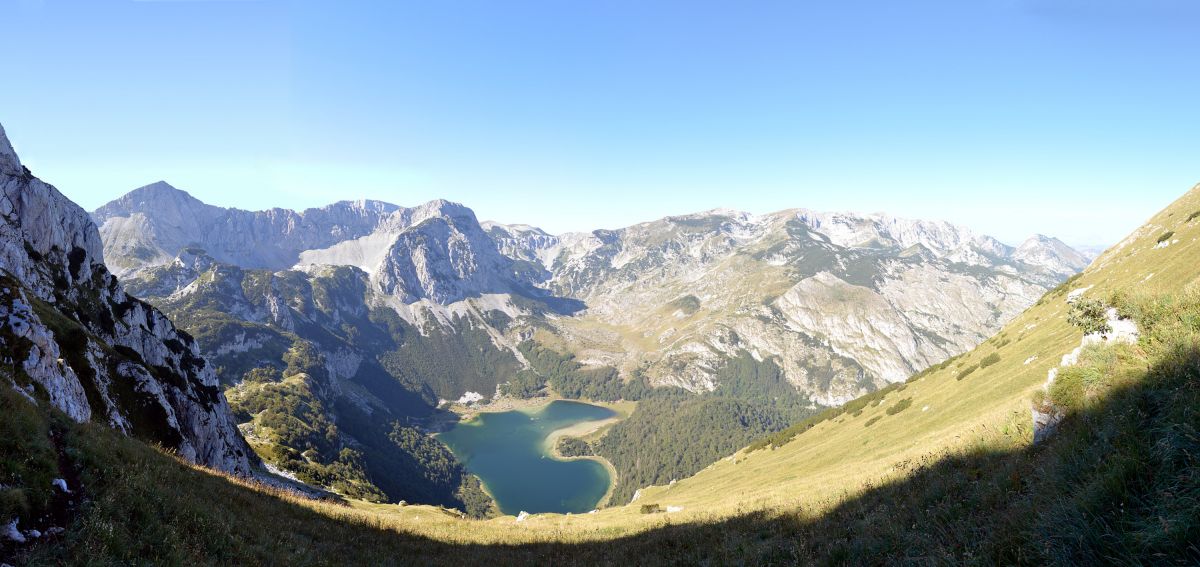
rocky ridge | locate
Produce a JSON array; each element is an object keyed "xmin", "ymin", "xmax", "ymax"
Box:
[
  {"xmin": 97, "ymin": 184, "xmax": 1088, "ymax": 406},
  {"xmin": 487, "ymin": 208, "xmax": 1085, "ymax": 403},
  {"xmin": 0, "ymin": 122, "xmax": 254, "ymax": 476}
]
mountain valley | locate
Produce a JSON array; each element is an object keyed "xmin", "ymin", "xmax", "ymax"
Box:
[
  {"xmin": 3, "ymin": 119, "xmax": 1196, "ymax": 565},
  {"xmin": 86, "ymin": 175, "xmax": 1091, "ymax": 507}
]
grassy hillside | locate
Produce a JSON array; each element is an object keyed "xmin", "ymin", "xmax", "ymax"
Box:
[{"xmin": 4, "ymin": 184, "xmax": 1198, "ymax": 564}]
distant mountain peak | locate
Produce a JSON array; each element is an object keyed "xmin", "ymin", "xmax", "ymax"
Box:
[
  {"xmin": 94, "ymin": 180, "xmax": 210, "ymax": 221},
  {"xmin": 126, "ymin": 180, "xmax": 202, "ymax": 202},
  {"xmin": 409, "ymin": 198, "xmax": 475, "ymax": 222},
  {"xmin": 139, "ymin": 179, "xmax": 183, "ymax": 192},
  {"xmin": 694, "ymin": 207, "xmax": 753, "ymax": 219},
  {"xmin": 1012, "ymin": 233, "xmax": 1090, "ymax": 274},
  {"xmin": 327, "ymin": 198, "xmax": 401, "ymax": 216},
  {"xmin": 1020, "ymin": 233, "xmax": 1058, "ymax": 245},
  {"xmin": 793, "ymin": 207, "xmax": 988, "ymax": 256},
  {"xmin": 481, "ymin": 221, "xmax": 551, "ymax": 236}
]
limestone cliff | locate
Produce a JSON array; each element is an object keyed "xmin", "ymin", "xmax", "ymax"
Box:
[{"xmin": 0, "ymin": 123, "xmax": 253, "ymax": 475}]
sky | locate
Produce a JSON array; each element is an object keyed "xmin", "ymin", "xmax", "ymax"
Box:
[{"xmin": 2, "ymin": 0, "xmax": 1198, "ymax": 248}]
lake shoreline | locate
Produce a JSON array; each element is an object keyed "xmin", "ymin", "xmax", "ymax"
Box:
[
  {"xmin": 542, "ymin": 417, "xmax": 621, "ymax": 510},
  {"xmin": 438, "ymin": 399, "xmax": 631, "ymax": 516},
  {"xmin": 452, "ymin": 394, "xmax": 563, "ymax": 421}
]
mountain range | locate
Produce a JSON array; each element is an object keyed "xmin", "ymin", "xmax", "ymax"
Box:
[
  {"xmin": 96, "ymin": 181, "xmax": 1088, "ymax": 404},
  {"xmin": 0, "ymin": 118, "xmax": 1097, "ymax": 529},
  {"xmin": 4, "ymin": 118, "xmax": 1198, "ymax": 564},
  {"xmin": 76, "ymin": 176, "xmax": 1090, "ymax": 505}
]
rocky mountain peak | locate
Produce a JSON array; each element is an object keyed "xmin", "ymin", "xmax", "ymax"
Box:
[
  {"xmin": 1013, "ymin": 233, "xmax": 1091, "ymax": 275},
  {"xmin": 0, "ymin": 138, "xmax": 106, "ymax": 290},
  {"xmin": 370, "ymin": 200, "xmax": 530, "ymax": 304},
  {"xmin": 94, "ymin": 184, "xmax": 411, "ymax": 275},
  {"xmin": 173, "ymin": 246, "xmax": 216, "ymax": 273},
  {"xmin": 399, "ymin": 198, "xmax": 478, "ymax": 228},
  {"xmin": 95, "ymin": 180, "xmax": 217, "ymax": 230},
  {"xmin": 328, "ymin": 198, "xmax": 401, "ymax": 217},
  {"xmin": 129, "ymin": 180, "xmax": 192, "ymax": 200},
  {"xmin": 96, "ymin": 178, "xmax": 213, "ymax": 212},
  {"xmin": 0, "ymin": 122, "xmax": 22, "ymax": 176},
  {"xmin": 794, "ymin": 208, "xmax": 983, "ymax": 255},
  {"xmin": 1018, "ymin": 233, "xmax": 1067, "ymax": 250}
]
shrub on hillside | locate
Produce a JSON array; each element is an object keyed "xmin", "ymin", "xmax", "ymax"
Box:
[
  {"xmin": 956, "ymin": 364, "xmax": 979, "ymax": 381},
  {"xmin": 906, "ymin": 355, "xmax": 960, "ymax": 383},
  {"xmin": 885, "ymin": 397, "xmax": 913, "ymax": 415},
  {"xmin": 1156, "ymin": 231, "xmax": 1174, "ymax": 244},
  {"xmin": 640, "ymin": 504, "xmax": 662, "ymax": 514},
  {"xmin": 1067, "ymin": 298, "xmax": 1111, "ymax": 335},
  {"xmin": 864, "ymin": 415, "xmax": 882, "ymax": 427},
  {"xmin": 979, "ymin": 353, "xmax": 1001, "ymax": 368},
  {"xmin": 746, "ymin": 380, "xmax": 911, "ymax": 453},
  {"xmin": 242, "ymin": 366, "xmax": 283, "ymax": 384}
]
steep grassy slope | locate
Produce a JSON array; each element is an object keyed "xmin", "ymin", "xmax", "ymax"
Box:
[
  {"xmin": 636, "ymin": 185, "xmax": 1200, "ymax": 512},
  {"xmin": 4, "ymin": 185, "xmax": 1197, "ymax": 565}
]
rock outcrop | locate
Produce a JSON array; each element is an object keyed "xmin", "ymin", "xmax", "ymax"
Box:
[
  {"xmin": 302, "ymin": 199, "xmax": 531, "ymax": 304},
  {"xmin": 1032, "ymin": 291, "xmax": 1139, "ymax": 443},
  {"xmin": 0, "ymin": 122, "xmax": 253, "ymax": 475}
]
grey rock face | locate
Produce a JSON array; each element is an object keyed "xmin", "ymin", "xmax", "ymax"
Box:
[
  {"xmin": 489, "ymin": 208, "xmax": 1075, "ymax": 404},
  {"xmin": 97, "ymin": 178, "xmax": 1087, "ymax": 405},
  {"xmin": 794, "ymin": 209, "xmax": 1089, "ymax": 284},
  {"xmin": 0, "ymin": 122, "xmax": 254, "ymax": 476},
  {"xmin": 0, "ymin": 123, "xmax": 22, "ymax": 177},
  {"xmin": 1013, "ymin": 234, "xmax": 1092, "ymax": 279},
  {"xmin": 374, "ymin": 215, "xmax": 523, "ymax": 303},
  {"xmin": 93, "ymin": 182, "xmax": 400, "ymax": 276},
  {"xmin": 100, "ymin": 186, "xmax": 534, "ymax": 306}
]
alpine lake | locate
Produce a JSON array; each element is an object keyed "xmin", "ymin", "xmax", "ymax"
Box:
[{"xmin": 437, "ymin": 400, "xmax": 619, "ymax": 515}]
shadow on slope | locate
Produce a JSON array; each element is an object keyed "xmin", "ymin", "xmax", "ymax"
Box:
[
  {"xmin": 533, "ymin": 339, "xmax": 1199, "ymax": 565},
  {"xmin": 509, "ymin": 282, "xmax": 588, "ymax": 316},
  {"xmin": 7, "ymin": 335, "xmax": 1197, "ymax": 566}
]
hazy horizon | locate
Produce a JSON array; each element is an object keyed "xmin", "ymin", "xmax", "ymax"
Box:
[{"xmin": 80, "ymin": 177, "xmax": 1117, "ymax": 251}]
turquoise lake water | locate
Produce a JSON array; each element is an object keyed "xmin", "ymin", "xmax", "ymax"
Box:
[{"xmin": 438, "ymin": 400, "xmax": 617, "ymax": 515}]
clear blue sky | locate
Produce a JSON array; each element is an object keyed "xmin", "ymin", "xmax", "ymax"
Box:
[{"xmin": 2, "ymin": 0, "xmax": 1198, "ymax": 247}]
